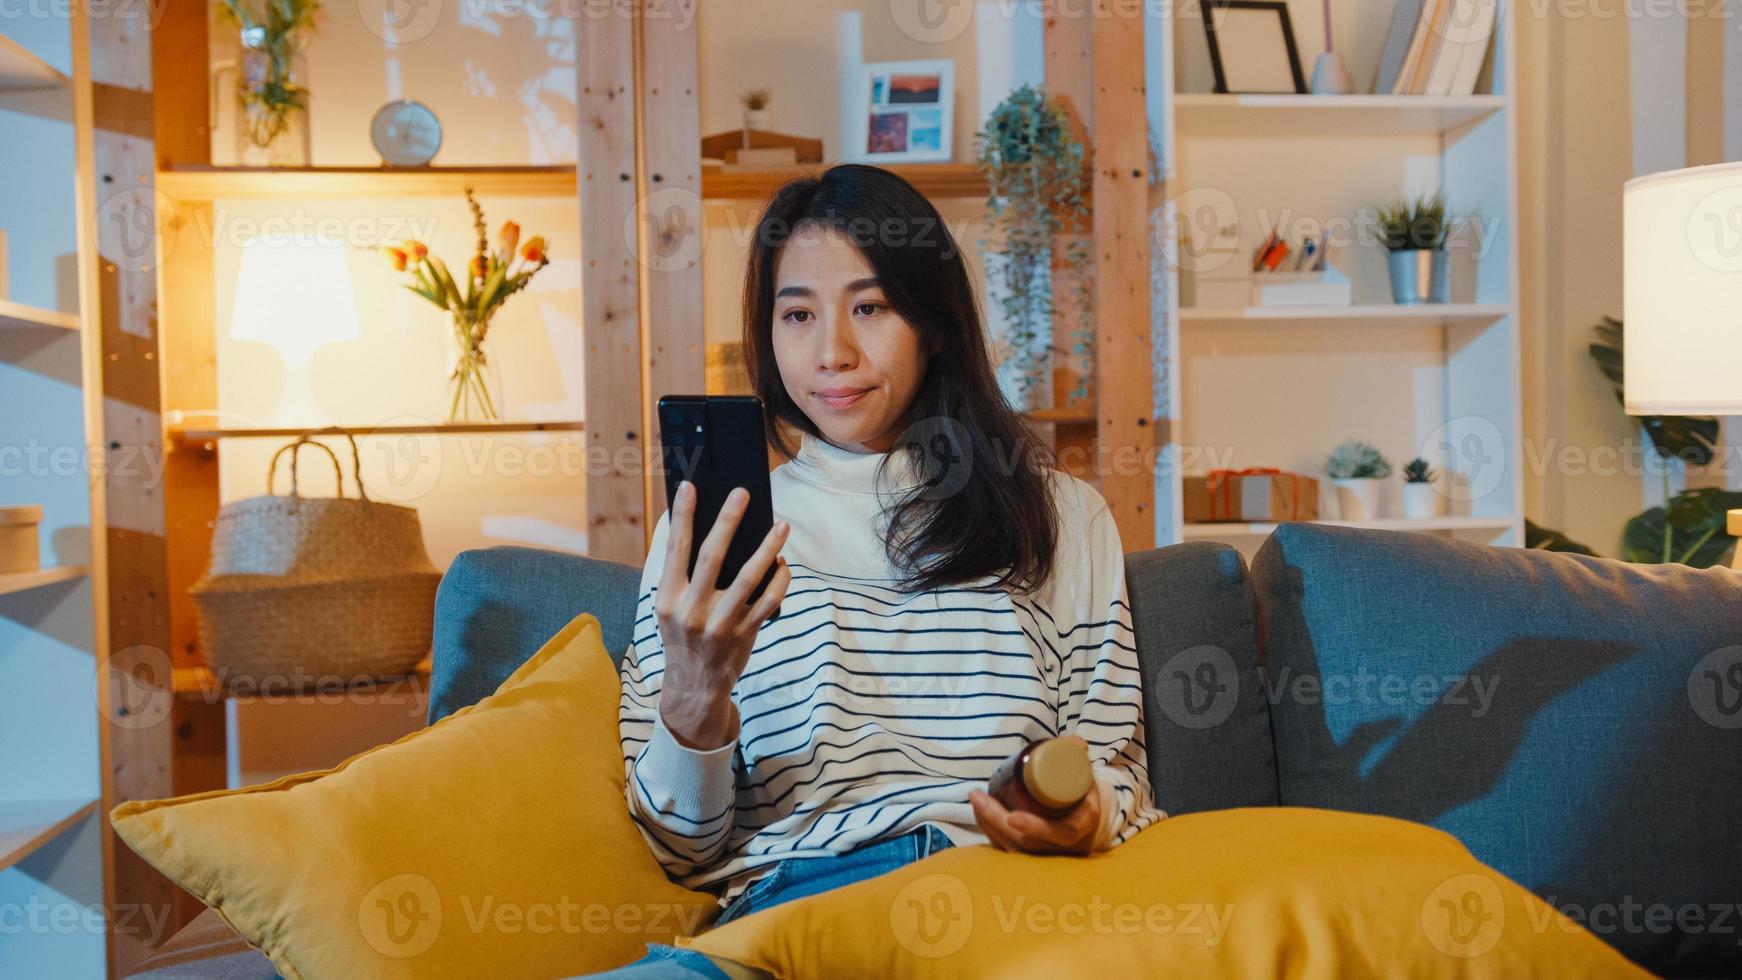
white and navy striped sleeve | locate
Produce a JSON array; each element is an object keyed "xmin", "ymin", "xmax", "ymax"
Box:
[
  {"xmin": 1055, "ymin": 498, "xmax": 1166, "ymax": 849},
  {"xmin": 618, "ymin": 509, "xmax": 741, "ymax": 873}
]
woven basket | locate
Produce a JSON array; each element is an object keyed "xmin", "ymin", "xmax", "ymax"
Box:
[{"xmin": 190, "ymin": 432, "xmax": 442, "ymax": 689}]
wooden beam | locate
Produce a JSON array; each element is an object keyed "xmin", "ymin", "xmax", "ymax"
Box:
[
  {"xmin": 1044, "ymin": 7, "xmax": 1097, "ymax": 474},
  {"xmin": 578, "ymin": 4, "xmax": 646, "ymax": 563},
  {"xmin": 1090, "ymin": 2, "xmax": 1155, "ymax": 550},
  {"xmin": 637, "ymin": 0, "xmax": 706, "ymax": 542},
  {"xmin": 71, "ymin": 5, "xmax": 176, "ymax": 976}
]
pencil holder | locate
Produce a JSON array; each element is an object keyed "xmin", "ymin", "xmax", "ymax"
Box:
[{"xmin": 1250, "ymin": 263, "xmax": 1351, "ymax": 307}]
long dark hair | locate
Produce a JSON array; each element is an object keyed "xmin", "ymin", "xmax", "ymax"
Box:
[{"xmin": 742, "ymin": 164, "xmax": 1060, "ymax": 595}]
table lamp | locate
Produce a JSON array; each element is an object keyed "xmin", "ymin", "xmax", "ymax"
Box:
[
  {"xmin": 228, "ymin": 232, "xmax": 362, "ymax": 424},
  {"xmin": 1623, "ymin": 161, "xmax": 1742, "ymax": 570}
]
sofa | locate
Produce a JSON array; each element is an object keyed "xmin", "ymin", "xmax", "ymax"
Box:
[{"xmin": 133, "ymin": 523, "xmax": 1742, "ymax": 979}]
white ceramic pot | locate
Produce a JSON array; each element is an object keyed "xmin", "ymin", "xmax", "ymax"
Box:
[
  {"xmin": 742, "ymin": 109, "xmax": 767, "ymax": 132},
  {"xmin": 1402, "ymin": 482, "xmax": 1441, "ymax": 520},
  {"xmin": 1332, "ymin": 478, "xmax": 1382, "ymax": 521}
]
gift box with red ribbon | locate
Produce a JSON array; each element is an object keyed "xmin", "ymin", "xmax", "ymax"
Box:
[{"xmin": 1183, "ymin": 468, "xmax": 1320, "ymax": 523}]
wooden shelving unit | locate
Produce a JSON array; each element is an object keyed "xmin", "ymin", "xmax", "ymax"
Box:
[
  {"xmin": 0, "ymin": 800, "xmax": 101, "ymax": 875},
  {"xmin": 167, "ymin": 419, "xmax": 585, "ymax": 450},
  {"xmin": 0, "ymin": 565, "xmax": 89, "ymax": 597},
  {"xmin": 1178, "ymin": 303, "xmax": 1510, "ymax": 328},
  {"xmin": 1172, "ymin": 93, "xmax": 1505, "ymax": 138},
  {"xmin": 173, "ymin": 654, "xmax": 432, "ymax": 700},
  {"xmin": 0, "ymin": 299, "xmax": 79, "ymax": 333},
  {"xmin": 155, "ymin": 161, "xmax": 990, "ymax": 202},
  {"xmin": 0, "ymin": 33, "xmax": 65, "ymax": 91}
]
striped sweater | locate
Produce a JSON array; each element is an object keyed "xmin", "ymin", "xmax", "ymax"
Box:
[{"xmin": 618, "ymin": 430, "xmax": 1165, "ymax": 905}]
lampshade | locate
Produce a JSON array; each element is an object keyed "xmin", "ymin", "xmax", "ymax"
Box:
[
  {"xmin": 1623, "ymin": 161, "xmax": 1742, "ymax": 416},
  {"xmin": 228, "ymin": 232, "xmax": 362, "ymax": 355}
]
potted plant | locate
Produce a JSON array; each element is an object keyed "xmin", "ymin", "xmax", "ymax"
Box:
[
  {"xmin": 1325, "ymin": 440, "xmax": 1392, "ymax": 520},
  {"xmin": 741, "ymin": 87, "xmax": 771, "ymax": 134},
  {"xmin": 383, "ymin": 187, "xmax": 550, "ymax": 422},
  {"xmin": 976, "ymin": 85, "xmax": 1094, "ymax": 407},
  {"xmin": 1401, "ymin": 457, "xmax": 1440, "ymax": 519},
  {"xmin": 215, "ymin": 0, "xmax": 319, "ymax": 166},
  {"xmin": 1376, "ymin": 190, "xmax": 1456, "ymax": 304}
]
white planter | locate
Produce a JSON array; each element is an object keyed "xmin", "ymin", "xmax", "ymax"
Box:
[
  {"xmin": 0, "ymin": 505, "xmax": 43, "ymax": 574},
  {"xmin": 1332, "ymin": 478, "xmax": 1382, "ymax": 521},
  {"xmin": 1402, "ymin": 482, "xmax": 1441, "ymax": 520},
  {"xmin": 742, "ymin": 109, "xmax": 767, "ymax": 132}
]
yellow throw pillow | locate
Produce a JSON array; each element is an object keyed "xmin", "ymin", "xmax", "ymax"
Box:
[
  {"xmin": 110, "ymin": 613, "xmax": 717, "ymax": 980},
  {"xmin": 684, "ymin": 807, "xmax": 1650, "ymax": 979}
]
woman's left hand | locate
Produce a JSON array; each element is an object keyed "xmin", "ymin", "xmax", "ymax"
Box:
[{"xmin": 968, "ymin": 749, "xmax": 1102, "ymax": 855}]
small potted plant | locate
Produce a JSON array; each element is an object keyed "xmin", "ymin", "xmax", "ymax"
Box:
[
  {"xmin": 741, "ymin": 87, "xmax": 771, "ymax": 134},
  {"xmin": 1376, "ymin": 190, "xmax": 1456, "ymax": 304},
  {"xmin": 1325, "ymin": 440, "xmax": 1392, "ymax": 520},
  {"xmin": 1401, "ymin": 457, "xmax": 1440, "ymax": 519}
]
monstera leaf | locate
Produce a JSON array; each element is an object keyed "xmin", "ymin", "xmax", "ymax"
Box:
[
  {"xmin": 1622, "ymin": 488, "xmax": 1742, "ymax": 567},
  {"xmin": 1588, "ymin": 315, "xmax": 1720, "ymax": 465},
  {"xmin": 1524, "ymin": 519, "xmax": 1598, "ymax": 556}
]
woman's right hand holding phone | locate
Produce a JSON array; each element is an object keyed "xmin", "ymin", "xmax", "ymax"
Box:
[{"xmin": 656, "ymin": 481, "xmax": 791, "ymax": 751}]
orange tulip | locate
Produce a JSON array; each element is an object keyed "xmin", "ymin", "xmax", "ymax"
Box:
[
  {"xmin": 521, "ymin": 236, "xmax": 547, "ymax": 263},
  {"xmin": 497, "ymin": 220, "xmax": 520, "ymax": 259},
  {"xmin": 402, "ymin": 240, "xmax": 429, "ymax": 261},
  {"xmin": 470, "ymin": 254, "xmax": 489, "ymax": 280},
  {"xmin": 382, "ymin": 246, "xmax": 408, "ymax": 271}
]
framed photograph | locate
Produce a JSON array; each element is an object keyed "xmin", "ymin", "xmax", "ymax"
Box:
[
  {"xmin": 854, "ymin": 60, "xmax": 954, "ymax": 164},
  {"xmin": 1201, "ymin": 1, "xmax": 1307, "ymax": 95}
]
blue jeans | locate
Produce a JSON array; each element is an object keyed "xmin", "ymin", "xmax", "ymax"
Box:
[{"xmin": 582, "ymin": 825, "xmax": 955, "ymax": 979}]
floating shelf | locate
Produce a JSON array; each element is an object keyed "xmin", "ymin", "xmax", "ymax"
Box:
[
  {"xmin": 1179, "ymin": 303, "xmax": 1511, "ymax": 328},
  {"xmin": 1023, "ymin": 406, "xmax": 1097, "ymax": 425},
  {"xmin": 0, "ymin": 799, "xmax": 98, "ymax": 874},
  {"xmin": 156, "ymin": 163, "xmax": 990, "ymax": 203},
  {"xmin": 0, "ymin": 564, "xmax": 88, "ymax": 598},
  {"xmin": 1182, "ymin": 516, "xmax": 1519, "ymax": 538},
  {"xmin": 0, "ymin": 299, "xmax": 79, "ymax": 333},
  {"xmin": 0, "ymin": 34, "xmax": 65, "ymax": 92},
  {"xmin": 1173, "ymin": 94, "xmax": 1505, "ymax": 139},
  {"xmin": 174, "ymin": 653, "xmax": 432, "ymax": 701},
  {"xmin": 701, "ymin": 162, "xmax": 988, "ymax": 201},
  {"xmin": 168, "ymin": 420, "xmax": 584, "ymax": 450}
]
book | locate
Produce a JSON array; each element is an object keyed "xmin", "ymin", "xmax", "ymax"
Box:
[
  {"xmin": 1425, "ymin": 0, "xmax": 1476, "ymax": 95},
  {"xmin": 1391, "ymin": 0, "xmax": 1443, "ymax": 94},
  {"xmin": 1405, "ymin": 0, "xmax": 1454, "ymax": 95},
  {"xmin": 1444, "ymin": 0, "xmax": 1500, "ymax": 95},
  {"xmin": 1373, "ymin": 0, "xmax": 1428, "ymax": 95}
]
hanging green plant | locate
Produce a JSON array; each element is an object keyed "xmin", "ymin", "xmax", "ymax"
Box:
[
  {"xmin": 975, "ymin": 85, "xmax": 1094, "ymax": 405},
  {"xmin": 217, "ymin": 0, "xmax": 320, "ymax": 150}
]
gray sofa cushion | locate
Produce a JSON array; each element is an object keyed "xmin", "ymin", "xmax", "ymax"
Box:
[
  {"xmin": 429, "ymin": 542, "xmax": 1281, "ymax": 814},
  {"xmin": 1251, "ymin": 522, "xmax": 1742, "ymax": 978},
  {"xmin": 428, "ymin": 545, "xmax": 642, "ymax": 723},
  {"xmin": 1126, "ymin": 543, "xmax": 1279, "ymax": 814}
]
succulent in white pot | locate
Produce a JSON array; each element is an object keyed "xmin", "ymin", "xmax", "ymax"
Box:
[
  {"xmin": 1325, "ymin": 440, "xmax": 1392, "ymax": 521},
  {"xmin": 1401, "ymin": 456, "xmax": 1441, "ymax": 520},
  {"xmin": 740, "ymin": 87, "xmax": 771, "ymax": 133}
]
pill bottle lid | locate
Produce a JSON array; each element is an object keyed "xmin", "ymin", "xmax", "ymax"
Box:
[{"xmin": 1023, "ymin": 737, "xmax": 1094, "ymax": 810}]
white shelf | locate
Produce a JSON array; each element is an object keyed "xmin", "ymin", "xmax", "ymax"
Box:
[
  {"xmin": 0, "ymin": 299, "xmax": 79, "ymax": 333},
  {"xmin": 1179, "ymin": 303, "xmax": 1510, "ymax": 328},
  {"xmin": 0, "ymin": 34, "xmax": 66, "ymax": 92},
  {"xmin": 0, "ymin": 799, "xmax": 98, "ymax": 874},
  {"xmin": 1173, "ymin": 94, "xmax": 1505, "ymax": 139},
  {"xmin": 1182, "ymin": 516, "xmax": 1519, "ymax": 539},
  {"xmin": 0, "ymin": 564, "xmax": 88, "ymax": 597}
]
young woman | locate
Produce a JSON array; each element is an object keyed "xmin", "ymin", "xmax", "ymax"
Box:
[{"xmin": 594, "ymin": 164, "xmax": 1163, "ymax": 978}]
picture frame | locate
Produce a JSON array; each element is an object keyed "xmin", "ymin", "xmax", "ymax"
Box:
[
  {"xmin": 853, "ymin": 59, "xmax": 954, "ymax": 164},
  {"xmin": 1201, "ymin": 0, "xmax": 1308, "ymax": 95}
]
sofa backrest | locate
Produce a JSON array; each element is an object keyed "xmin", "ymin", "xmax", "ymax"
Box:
[
  {"xmin": 1250, "ymin": 522, "xmax": 1742, "ymax": 978},
  {"xmin": 428, "ymin": 541, "xmax": 1281, "ymax": 816}
]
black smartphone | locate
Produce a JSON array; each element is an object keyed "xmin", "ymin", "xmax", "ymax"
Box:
[{"xmin": 657, "ymin": 395, "xmax": 779, "ymax": 608}]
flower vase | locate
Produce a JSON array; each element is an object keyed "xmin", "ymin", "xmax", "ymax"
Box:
[
  {"xmin": 448, "ymin": 318, "xmax": 503, "ymax": 423},
  {"xmin": 231, "ymin": 27, "xmax": 312, "ymax": 167}
]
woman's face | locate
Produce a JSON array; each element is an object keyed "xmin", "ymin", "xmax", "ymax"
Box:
[{"xmin": 770, "ymin": 225, "xmax": 932, "ymax": 454}]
